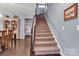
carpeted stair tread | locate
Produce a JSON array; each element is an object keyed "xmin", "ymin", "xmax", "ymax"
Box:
[
  {"xmin": 35, "ymin": 37, "xmax": 54, "ymax": 39},
  {"xmin": 34, "ymin": 46, "xmax": 60, "ymax": 52},
  {"xmin": 36, "ymin": 27, "xmax": 49, "ymax": 30},
  {"xmin": 34, "ymin": 50, "xmax": 60, "ymax": 55},
  {"xmin": 35, "ymin": 41, "xmax": 56, "ymax": 44},
  {"xmin": 36, "ymin": 28, "xmax": 50, "ymax": 30},
  {"xmin": 35, "ymin": 41, "xmax": 57, "ymax": 47},
  {"xmin": 35, "ymin": 37, "xmax": 55, "ymax": 42},
  {"xmin": 35, "ymin": 33, "xmax": 53, "ymax": 37},
  {"xmin": 36, "ymin": 30, "xmax": 51, "ymax": 33},
  {"xmin": 33, "ymin": 15, "xmax": 60, "ymax": 55}
]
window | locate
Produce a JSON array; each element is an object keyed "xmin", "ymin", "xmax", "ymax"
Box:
[{"xmin": 38, "ymin": 4, "xmax": 46, "ymax": 8}]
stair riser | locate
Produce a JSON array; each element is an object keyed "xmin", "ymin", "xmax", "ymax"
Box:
[
  {"xmin": 37, "ymin": 20, "xmax": 46, "ymax": 21},
  {"xmin": 34, "ymin": 48, "xmax": 60, "ymax": 54},
  {"xmin": 36, "ymin": 22, "xmax": 47, "ymax": 25},
  {"xmin": 34, "ymin": 51, "xmax": 60, "ymax": 55},
  {"xmin": 36, "ymin": 26, "xmax": 48, "ymax": 28},
  {"xmin": 36, "ymin": 25, "xmax": 48, "ymax": 27},
  {"xmin": 36, "ymin": 28, "xmax": 50, "ymax": 30},
  {"xmin": 35, "ymin": 43, "xmax": 57, "ymax": 47},
  {"xmin": 37, "ymin": 22, "xmax": 47, "ymax": 25},
  {"xmin": 36, "ymin": 31, "xmax": 51, "ymax": 33},
  {"xmin": 35, "ymin": 37, "xmax": 55, "ymax": 41},
  {"xmin": 36, "ymin": 21, "xmax": 47, "ymax": 22},
  {"xmin": 35, "ymin": 38, "xmax": 55, "ymax": 42},
  {"xmin": 34, "ymin": 48, "xmax": 60, "ymax": 52},
  {"xmin": 36, "ymin": 28, "xmax": 49, "ymax": 30},
  {"xmin": 36, "ymin": 27, "xmax": 49, "ymax": 30},
  {"xmin": 35, "ymin": 34, "xmax": 53, "ymax": 37},
  {"xmin": 35, "ymin": 31, "xmax": 51, "ymax": 33},
  {"xmin": 36, "ymin": 21, "xmax": 47, "ymax": 23}
]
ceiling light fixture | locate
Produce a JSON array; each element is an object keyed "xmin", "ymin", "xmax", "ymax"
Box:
[{"xmin": 38, "ymin": 5, "xmax": 45, "ymax": 8}]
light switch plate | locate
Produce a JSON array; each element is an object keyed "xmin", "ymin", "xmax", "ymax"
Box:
[
  {"xmin": 77, "ymin": 25, "xmax": 79, "ymax": 30},
  {"xmin": 62, "ymin": 26, "xmax": 64, "ymax": 31}
]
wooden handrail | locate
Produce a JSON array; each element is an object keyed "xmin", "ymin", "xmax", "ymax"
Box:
[{"xmin": 30, "ymin": 17, "xmax": 36, "ymax": 55}]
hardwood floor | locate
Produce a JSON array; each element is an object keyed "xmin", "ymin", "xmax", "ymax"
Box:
[{"xmin": 0, "ymin": 36, "xmax": 31, "ymax": 56}]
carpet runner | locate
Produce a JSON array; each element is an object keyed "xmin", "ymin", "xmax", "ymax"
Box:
[{"xmin": 33, "ymin": 15, "xmax": 60, "ymax": 56}]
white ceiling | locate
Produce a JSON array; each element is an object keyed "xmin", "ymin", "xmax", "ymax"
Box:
[{"xmin": 0, "ymin": 3, "xmax": 36, "ymax": 18}]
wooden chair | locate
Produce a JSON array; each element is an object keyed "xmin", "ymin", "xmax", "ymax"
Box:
[
  {"xmin": 0, "ymin": 31, "xmax": 2, "ymax": 52},
  {"xmin": 0, "ymin": 30, "xmax": 6, "ymax": 52},
  {"xmin": 4, "ymin": 30, "xmax": 14, "ymax": 49},
  {"xmin": 0, "ymin": 31, "xmax": 5, "ymax": 53},
  {"xmin": 2, "ymin": 30, "xmax": 8, "ymax": 49},
  {"xmin": 0, "ymin": 30, "xmax": 14, "ymax": 53}
]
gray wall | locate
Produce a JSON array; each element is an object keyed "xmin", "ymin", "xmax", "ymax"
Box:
[
  {"xmin": 0, "ymin": 19, "xmax": 3, "ymax": 30},
  {"xmin": 45, "ymin": 3, "xmax": 79, "ymax": 56}
]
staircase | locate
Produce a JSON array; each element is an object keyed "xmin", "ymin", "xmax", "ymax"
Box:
[{"xmin": 33, "ymin": 15, "xmax": 60, "ymax": 56}]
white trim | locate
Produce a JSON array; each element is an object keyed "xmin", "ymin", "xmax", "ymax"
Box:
[{"xmin": 44, "ymin": 15, "xmax": 64, "ymax": 56}]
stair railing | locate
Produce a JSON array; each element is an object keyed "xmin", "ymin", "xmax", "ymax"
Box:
[{"xmin": 30, "ymin": 16, "xmax": 36, "ymax": 55}]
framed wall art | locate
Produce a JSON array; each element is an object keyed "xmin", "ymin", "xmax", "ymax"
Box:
[{"xmin": 64, "ymin": 3, "xmax": 78, "ymax": 21}]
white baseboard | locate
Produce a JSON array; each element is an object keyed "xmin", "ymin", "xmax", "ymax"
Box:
[
  {"xmin": 44, "ymin": 15, "xmax": 64, "ymax": 56},
  {"xmin": 19, "ymin": 36, "xmax": 25, "ymax": 39}
]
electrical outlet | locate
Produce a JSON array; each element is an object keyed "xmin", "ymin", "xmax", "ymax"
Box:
[
  {"xmin": 62, "ymin": 26, "xmax": 64, "ymax": 31},
  {"xmin": 77, "ymin": 25, "xmax": 79, "ymax": 30}
]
